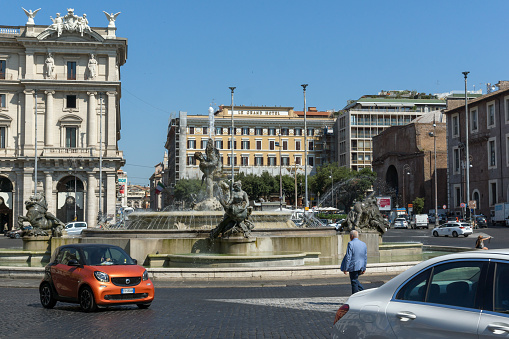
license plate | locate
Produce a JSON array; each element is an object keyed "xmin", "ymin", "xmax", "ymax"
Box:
[{"xmin": 121, "ymin": 288, "xmax": 134, "ymax": 294}]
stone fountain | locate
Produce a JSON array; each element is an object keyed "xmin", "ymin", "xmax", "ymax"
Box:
[{"xmin": 15, "ymin": 140, "xmax": 382, "ymax": 268}]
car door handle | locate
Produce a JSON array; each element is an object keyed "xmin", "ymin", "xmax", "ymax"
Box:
[
  {"xmin": 396, "ymin": 311, "xmax": 417, "ymax": 322},
  {"xmin": 488, "ymin": 323, "xmax": 509, "ymax": 334}
]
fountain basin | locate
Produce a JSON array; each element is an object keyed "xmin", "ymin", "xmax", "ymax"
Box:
[
  {"xmin": 127, "ymin": 211, "xmax": 296, "ymax": 230},
  {"xmin": 148, "ymin": 252, "xmax": 321, "ymax": 268}
]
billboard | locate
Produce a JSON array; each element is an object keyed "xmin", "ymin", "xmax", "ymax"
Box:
[{"xmin": 376, "ymin": 197, "xmax": 391, "ymax": 211}]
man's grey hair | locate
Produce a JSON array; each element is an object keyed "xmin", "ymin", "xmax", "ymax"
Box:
[{"xmin": 350, "ymin": 230, "xmax": 359, "ymax": 238}]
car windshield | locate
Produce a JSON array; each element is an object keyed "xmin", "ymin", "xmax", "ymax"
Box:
[{"xmin": 81, "ymin": 245, "xmax": 135, "ymax": 266}]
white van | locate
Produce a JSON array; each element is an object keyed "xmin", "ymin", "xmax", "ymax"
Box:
[{"xmin": 65, "ymin": 221, "xmax": 88, "ymax": 235}]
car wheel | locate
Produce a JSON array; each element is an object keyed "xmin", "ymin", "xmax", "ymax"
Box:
[
  {"xmin": 452, "ymin": 231, "xmax": 458, "ymax": 237},
  {"xmin": 40, "ymin": 282, "xmax": 57, "ymax": 309},
  {"xmin": 433, "ymin": 231, "xmax": 438, "ymax": 237},
  {"xmin": 137, "ymin": 303, "xmax": 151, "ymax": 309},
  {"xmin": 464, "ymin": 234, "xmax": 469, "ymax": 237},
  {"xmin": 79, "ymin": 286, "xmax": 97, "ymax": 312},
  {"xmin": 14, "ymin": 233, "xmax": 20, "ymax": 239}
]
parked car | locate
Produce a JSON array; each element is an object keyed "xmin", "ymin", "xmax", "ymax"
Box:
[
  {"xmin": 393, "ymin": 218, "xmax": 408, "ymax": 229},
  {"xmin": 333, "ymin": 249, "xmax": 509, "ymax": 338},
  {"xmin": 65, "ymin": 221, "xmax": 88, "ymax": 235},
  {"xmin": 431, "ymin": 221, "xmax": 472, "ymax": 237},
  {"xmin": 39, "ymin": 243, "xmax": 154, "ymax": 312},
  {"xmin": 7, "ymin": 225, "xmax": 32, "ymax": 239}
]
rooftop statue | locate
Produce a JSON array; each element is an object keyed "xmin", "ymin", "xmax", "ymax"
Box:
[
  {"xmin": 103, "ymin": 11, "xmax": 121, "ymax": 28},
  {"xmin": 44, "ymin": 9, "xmax": 91, "ymax": 37},
  {"xmin": 17, "ymin": 193, "xmax": 65, "ymax": 237},
  {"xmin": 22, "ymin": 7, "xmax": 41, "ymax": 25},
  {"xmin": 210, "ymin": 181, "xmax": 254, "ymax": 239}
]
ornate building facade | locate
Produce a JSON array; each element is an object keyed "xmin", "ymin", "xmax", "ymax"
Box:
[{"xmin": 0, "ymin": 8, "xmax": 126, "ymax": 229}]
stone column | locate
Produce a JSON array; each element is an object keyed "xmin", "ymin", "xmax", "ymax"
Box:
[
  {"xmin": 23, "ymin": 90, "xmax": 34, "ymax": 149},
  {"xmin": 106, "ymin": 173, "xmax": 116, "ymax": 223},
  {"xmin": 87, "ymin": 173, "xmax": 97, "ymax": 227},
  {"xmin": 106, "ymin": 92, "xmax": 116, "ymax": 150},
  {"xmin": 44, "ymin": 91, "xmax": 55, "ymax": 147},
  {"xmin": 44, "ymin": 172, "xmax": 54, "ymax": 215},
  {"xmin": 87, "ymin": 92, "xmax": 97, "ymax": 148}
]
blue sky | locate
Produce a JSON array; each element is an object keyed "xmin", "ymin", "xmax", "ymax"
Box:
[{"xmin": 3, "ymin": 1, "xmax": 509, "ymax": 185}]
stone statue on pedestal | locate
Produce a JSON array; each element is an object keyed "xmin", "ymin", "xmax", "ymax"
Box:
[
  {"xmin": 210, "ymin": 181, "xmax": 254, "ymax": 239},
  {"xmin": 342, "ymin": 193, "xmax": 386, "ymax": 235},
  {"xmin": 17, "ymin": 193, "xmax": 65, "ymax": 237}
]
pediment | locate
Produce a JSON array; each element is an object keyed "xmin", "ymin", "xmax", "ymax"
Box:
[
  {"xmin": 58, "ymin": 114, "xmax": 83, "ymax": 124},
  {"xmin": 0, "ymin": 113, "xmax": 12, "ymax": 126},
  {"xmin": 37, "ymin": 29, "xmax": 104, "ymax": 42}
]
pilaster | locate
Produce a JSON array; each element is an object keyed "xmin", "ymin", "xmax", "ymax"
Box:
[
  {"xmin": 87, "ymin": 173, "xmax": 97, "ymax": 227},
  {"xmin": 23, "ymin": 89, "xmax": 34, "ymax": 149},
  {"xmin": 106, "ymin": 173, "xmax": 116, "ymax": 223},
  {"xmin": 106, "ymin": 91, "xmax": 116, "ymax": 150},
  {"xmin": 44, "ymin": 91, "xmax": 55, "ymax": 147},
  {"xmin": 87, "ymin": 92, "xmax": 97, "ymax": 148}
]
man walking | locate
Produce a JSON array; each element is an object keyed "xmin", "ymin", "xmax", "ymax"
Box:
[{"xmin": 340, "ymin": 230, "xmax": 367, "ymax": 294}]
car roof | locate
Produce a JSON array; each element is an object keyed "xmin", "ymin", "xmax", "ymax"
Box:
[{"xmin": 371, "ymin": 249, "xmax": 509, "ymax": 297}]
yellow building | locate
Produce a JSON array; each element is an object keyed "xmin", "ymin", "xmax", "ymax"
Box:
[{"xmin": 165, "ymin": 105, "xmax": 335, "ymax": 200}]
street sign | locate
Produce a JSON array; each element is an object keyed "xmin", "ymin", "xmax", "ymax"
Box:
[
  {"xmin": 443, "ymin": 205, "xmax": 447, "ymax": 209},
  {"xmin": 460, "ymin": 203, "xmax": 466, "ymax": 208},
  {"xmin": 468, "ymin": 200, "xmax": 477, "ymax": 209},
  {"xmin": 118, "ymin": 178, "xmax": 127, "ymax": 183}
]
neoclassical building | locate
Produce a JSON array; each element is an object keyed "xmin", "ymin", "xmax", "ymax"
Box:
[{"xmin": 0, "ymin": 9, "xmax": 126, "ymax": 230}]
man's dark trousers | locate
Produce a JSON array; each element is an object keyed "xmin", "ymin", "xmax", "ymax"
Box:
[{"xmin": 349, "ymin": 270, "xmax": 364, "ymax": 294}]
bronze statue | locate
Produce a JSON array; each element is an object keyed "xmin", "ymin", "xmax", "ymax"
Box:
[
  {"xmin": 194, "ymin": 138, "xmax": 222, "ymax": 199},
  {"xmin": 342, "ymin": 193, "xmax": 386, "ymax": 235},
  {"xmin": 17, "ymin": 193, "xmax": 65, "ymax": 237},
  {"xmin": 210, "ymin": 181, "xmax": 254, "ymax": 238}
]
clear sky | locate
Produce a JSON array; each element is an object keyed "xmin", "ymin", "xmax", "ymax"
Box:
[{"xmin": 3, "ymin": 1, "xmax": 508, "ymax": 185}]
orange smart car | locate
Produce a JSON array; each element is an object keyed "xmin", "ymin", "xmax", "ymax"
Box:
[{"xmin": 39, "ymin": 243, "xmax": 154, "ymax": 312}]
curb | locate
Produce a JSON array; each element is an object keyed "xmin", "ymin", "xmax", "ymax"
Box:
[{"xmin": 0, "ymin": 261, "xmax": 421, "ymax": 281}]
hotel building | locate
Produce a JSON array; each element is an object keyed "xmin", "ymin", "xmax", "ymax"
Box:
[{"xmin": 164, "ymin": 105, "xmax": 335, "ymax": 204}]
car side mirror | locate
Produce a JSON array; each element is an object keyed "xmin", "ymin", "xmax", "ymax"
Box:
[
  {"xmin": 68, "ymin": 259, "xmax": 81, "ymax": 267},
  {"xmin": 132, "ymin": 258, "xmax": 137, "ymax": 265}
]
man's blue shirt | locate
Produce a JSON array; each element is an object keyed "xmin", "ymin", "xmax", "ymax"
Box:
[{"xmin": 340, "ymin": 238, "xmax": 367, "ymax": 272}]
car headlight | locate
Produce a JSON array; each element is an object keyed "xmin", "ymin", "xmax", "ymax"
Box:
[
  {"xmin": 94, "ymin": 271, "xmax": 110, "ymax": 282},
  {"xmin": 142, "ymin": 269, "xmax": 149, "ymax": 281}
]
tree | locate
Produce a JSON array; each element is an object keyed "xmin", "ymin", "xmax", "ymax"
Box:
[
  {"xmin": 412, "ymin": 197, "xmax": 425, "ymax": 214},
  {"xmin": 173, "ymin": 179, "xmax": 206, "ymax": 205}
]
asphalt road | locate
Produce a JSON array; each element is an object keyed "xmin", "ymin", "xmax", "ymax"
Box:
[{"xmin": 0, "ymin": 276, "xmax": 397, "ymax": 338}]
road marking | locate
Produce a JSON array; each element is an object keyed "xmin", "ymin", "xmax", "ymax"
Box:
[{"xmin": 209, "ymin": 297, "xmax": 349, "ymax": 312}]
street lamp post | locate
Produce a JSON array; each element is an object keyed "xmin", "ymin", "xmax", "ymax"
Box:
[
  {"xmin": 301, "ymin": 84, "xmax": 308, "ymax": 210},
  {"xmin": 329, "ymin": 169, "xmax": 334, "ymax": 208},
  {"xmin": 277, "ymin": 127, "xmax": 282, "ymax": 211},
  {"xmin": 403, "ymin": 164, "xmax": 411, "ymax": 213},
  {"xmin": 463, "ymin": 71, "xmax": 471, "ymax": 222},
  {"xmin": 34, "ymin": 90, "xmax": 38, "ymax": 195},
  {"xmin": 229, "ymin": 87, "xmax": 236, "ymax": 195},
  {"xmin": 98, "ymin": 92, "xmax": 103, "ymax": 225},
  {"xmin": 429, "ymin": 117, "xmax": 439, "ymax": 226},
  {"xmin": 69, "ymin": 158, "xmax": 83, "ymax": 221}
]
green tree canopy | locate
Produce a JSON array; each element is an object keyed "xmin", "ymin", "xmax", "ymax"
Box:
[{"xmin": 173, "ymin": 179, "xmax": 206, "ymax": 205}]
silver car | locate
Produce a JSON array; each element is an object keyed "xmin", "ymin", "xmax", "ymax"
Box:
[
  {"xmin": 431, "ymin": 222, "xmax": 472, "ymax": 237},
  {"xmin": 332, "ymin": 250, "xmax": 509, "ymax": 338}
]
